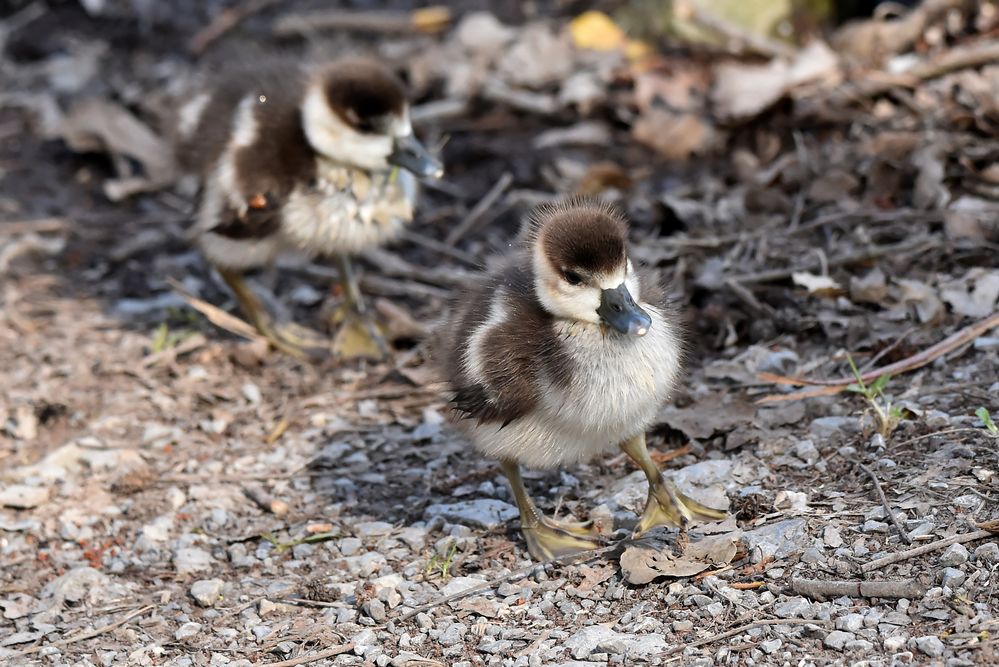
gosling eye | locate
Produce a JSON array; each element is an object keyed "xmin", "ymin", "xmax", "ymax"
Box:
[
  {"xmin": 563, "ymin": 270, "xmax": 584, "ymax": 286},
  {"xmin": 355, "ymin": 119, "xmax": 375, "ymax": 134}
]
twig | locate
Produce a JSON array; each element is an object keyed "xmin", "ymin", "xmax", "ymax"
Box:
[
  {"xmin": 860, "ymin": 326, "xmax": 917, "ymax": 373},
  {"xmin": 273, "ymin": 7, "xmax": 449, "ymax": 37},
  {"xmin": 396, "ymin": 543, "xmax": 620, "ymax": 623},
  {"xmin": 166, "ymin": 278, "xmax": 266, "ymax": 343},
  {"xmin": 480, "ymin": 80, "xmax": 561, "ymax": 117},
  {"xmin": 861, "ymin": 528, "xmax": 997, "ymax": 574},
  {"xmin": 855, "ymin": 462, "xmax": 911, "ymax": 545},
  {"xmin": 0, "ymin": 217, "xmax": 69, "ymax": 235},
  {"xmin": 10, "ymin": 605, "xmax": 155, "ymax": 657},
  {"xmin": 445, "ymin": 172, "xmax": 513, "ymax": 246},
  {"xmin": 724, "ymin": 236, "xmax": 934, "ymax": 285},
  {"xmin": 411, "ymin": 98, "xmax": 469, "ymax": 128},
  {"xmin": 679, "ymin": 4, "xmax": 795, "ymax": 59},
  {"xmin": 188, "ymin": 0, "xmax": 286, "ymax": 54},
  {"xmin": 791, "ymin": 577, "xmax": 925, "ymax": 600},
  {"xmin": 288, "ymin": 263, "xmax": 449, "ymax": 300},
  {"xmin": 261, "ymin": 643, "xmax": 355, "ymax": 666},
  {"xmin": 892, "ymin": 427, "xmax": 996, "ymax": 449},
  {"xmin": 757, "ymin": 311, "xmax": 999, "ymax": 403},
  {"xmin": 398, "ymin": 230, "xmax": 480, "ymax": 267},
  {"xmin": 664, "ymin": 618, "xmax": 830, "ymax": 656},
  {"xmin": 141, "ymin": 333, "xmax": 208, "ymax": 368},
  {"xmin": 362, "ymin": 247, "xmax": 475, "ymax": 288}
]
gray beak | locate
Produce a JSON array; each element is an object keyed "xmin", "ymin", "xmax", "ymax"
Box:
[
  {"xmin": 597, "ymin": 284, "xmax": 652, "ymax": 337},
  {"xmin": 388, "ymin": 134, "xmax": 443, "ymax": 179}
]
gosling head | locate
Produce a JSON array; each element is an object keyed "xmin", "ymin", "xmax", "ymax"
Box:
[
  {"xmin": 301, "ymin": 58, "xmax": 442, "ymax": 178},
  {"xmin": 530, "ymin": 200, "xmax": 652, "ymax": 337}
]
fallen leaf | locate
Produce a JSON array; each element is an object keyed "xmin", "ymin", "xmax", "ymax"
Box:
[
  {"xmin": 792, "ymin": 272, "xmax": 843, "ymax": 297},
  {"xmin": 850, "ymin": 267, "xmax": 889, "ymax": 304},
  {"xmin": 896, "ymin": 278, "xmax": 944, "ymax": 323},
  {"xmin": 570, "ymin": 11, "xmax": 628, "ymax": 51},
  {"xmin": 620, "ymin": 530, "xmax": 740, "ymax": 585},
  {"xmin": 575, "ymin": 563, "xmax": 616, "ymax": 592},
  {"xmin": 632, "ymin": 109, "xmax": 714, "ymax": 161},
  {"xmin": 658, "ymin": 396, "xmax": 756, "ymax": 439},
  {"xmin": 712, "ymin": 41, "xmax": 840, "ymax": 120},
  {"xmin": 940, "ymin": 269, "xmax": 999, "ymax": 318},
  {"xmin": 60, "ymin": 98, "xmax": 176, "ymax": 200},
  {"xmin": 620, "ymin": 546, "xmax": 710, "ymax": 584}
]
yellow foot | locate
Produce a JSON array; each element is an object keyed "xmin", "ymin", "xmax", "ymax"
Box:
[
  {"xmin": 634, "ymin": 475, "xmax": 728, "ymax": 537},
  {"xmin": 330, "ymin": 308, "xmax": 390, "ymax": 361},
  {"xmin": 254, "ymin": 320, "xmax": 330, "ymax": 361},
  {"xmin": 522, "ymin": 516, "xmax": 604, "ymax": 561}
]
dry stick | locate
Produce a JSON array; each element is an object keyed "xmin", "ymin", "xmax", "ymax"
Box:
[
  {"xmin": 791, "ymin": 578, "xmax": 926, "ymax": 600},
  {"xmin": 892, "ymin": 427, "xmax": 996, "ymax": 449},
  {"xmin": 757, "ymin": 310, "xmax": 999, "ymax": 404},
  {"xmin": 10, "ymin": 605, "xmax": 155, "ymax": 657},
  {"xmin": 261, "ymin": 643, "xmax": 355, "ymax": 667},
  {"xmin": 849, "ymin": 39, "xmax": 999, "ymax": 100},
  {"xmin": 189, "ymin": 0, "xmax": 286, "ymax": 54},
  {"xmin": 362, "ymin": 247, "xmax": 475, "ymax": 288},
  {"xmin": 682, "ymin": 6, "xmax": 794, "ymax": 59},
  {"xmin": 724, "ymin": 236, "xmax": 933, "ymax": 285},
  {"xmin": 856, "ymin": 462, "xmax": 912, "ymax": 545},
  {"xmin": 396, "ymin": 543, "xmax": 621, "ymax": 623},
  {"xmin": 445, "ymin": 172, "xmax": 514, "ymax": 246},
  {"xmin": 398, "ymin": 230, "xmax": 480, "ymax": 267},
  {"xmin": 273, "ymin": 7, "xmax": 449, "ymax": 37},
  {"xmin": 0, "ymin": 217, "xmax": 69, "ymax": 235},
  {"xmin": 663, "ymin": 619, "xmax": 829, "ymax": 657},
  {"xmin": 861, "ymin": 529, "xmax": 996, "ymax": 574},
  {"xmin": 166, "ymin": 278, "xmax": 265, "ymax": 342}
]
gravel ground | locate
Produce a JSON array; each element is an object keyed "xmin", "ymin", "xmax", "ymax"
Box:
[{"xmin": 3, "ymin": 1, "xmax": 999, "ymax": 665}]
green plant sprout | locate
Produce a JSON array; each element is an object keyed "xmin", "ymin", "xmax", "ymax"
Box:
[
  {"xmin": 846, "ymin": 354, "xmax": 902, "ymax": 438},
  {"xmin": 976, "ymin": 407, "xmax": 998, "ymax": 437},
  {"xmin": 424, "ymin": 541, "xmax": 459, "ymax": 580},
  {"xmin": 150, "ymin": 322, "xmax": 197, "ymax": 353}
]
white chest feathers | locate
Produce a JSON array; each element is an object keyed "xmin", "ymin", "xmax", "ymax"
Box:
[
  {"xmin": 468, "ymin": 305, "xmax": 682, "ymax": 469},
  {"xmin": 280, "ymin": 163, "xmax": 417, "ymax": 256}
]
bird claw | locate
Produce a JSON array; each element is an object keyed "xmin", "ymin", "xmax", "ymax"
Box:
[
  {"xmin": 330, "ymin": 306, "xmax": 390, "ymax": 361},
  {"xmin": 633, "ymin": 475, "xmax": 728, "ymax": 537},
  {"xmin": 522, "ymin": 516, "xmax": 604, "ymax": 561},
  {"xmin": 262, "ymin": 322, "xmax": 330, "ymax": 361}
]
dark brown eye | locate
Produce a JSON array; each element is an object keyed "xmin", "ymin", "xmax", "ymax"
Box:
[
  {"xmin": 563, "ymin": 270, "xmax": 583, "ymax": 286},
  {"xmin": 355, "ymin": 118, "xmax": 375, "ymax": 134}
]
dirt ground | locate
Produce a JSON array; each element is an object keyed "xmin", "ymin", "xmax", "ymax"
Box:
[{"xmin": 2, "ymin": 1, "xmax": 999, "ymax": 666}]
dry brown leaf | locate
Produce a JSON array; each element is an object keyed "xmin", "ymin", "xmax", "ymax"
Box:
[
  {"xmin": 620, "ymin": 547, "xmax": 710, "ymax": 585},
  {"xmin": 712, "ymin": 40, "xmax": 839, "ymax": 120},
  {"xmin": 632, "ymin": 110, "xmax": 713, "ymax": 161},
  {"xmin": 850, "ymin": 267, "xmax": 889, "ymax": 305},
  {"xmin": 620, "ymin": 530, "xmax": 740, "ymax": 585},
  {"xmin": 792, "ymin": 272, "xmax": 843, "ymax": 297},
  {"xmin": 940, "ymin": 269, "xmax": 999, "ymax": 318},
  {"xmin": 60, "ymin": 98, "xmax": 176, "ymax": 200},
  {"xmin": 575, "ymin": 563, "xmax": 616, "ymax": 592}
]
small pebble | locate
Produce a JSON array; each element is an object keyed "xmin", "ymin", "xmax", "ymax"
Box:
[
  {"xmin": 365, "ymin": 599, "xmax": 387, "ymax": 622},
  {"xmin": 912, "ymin": 635, "xmax": 945, "ymax": 658},
  {"xmin": 175, "ymin": 622, "xmax": 202, "ymax": 641},
  {"xmin": 939, "ymin": 543, "xmax": 969, "ymax": 567},
  {"xmin": 190, "ymin": 579, "xmax": 224, "ymax": 607},
  {"xmin": 824, "ymin": 630, "xmax": 854, "ymax": 650},
  {"xmin": 940, "ymin": 567, "xmax": 966, "ymax": 589},
  {"xmin": 974, "ymin": 542, "xmax": 999, "ymax": 564}
]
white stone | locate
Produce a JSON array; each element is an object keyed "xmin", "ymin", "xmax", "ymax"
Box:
[
  {"xmin": 175, "ymin": 622, "xmax": 202, "ymax": 640},
  {"xmin": 424, "ymin": 499, "xmax": 518, "ymax": 530},
  {"xmin": 190, "ymin": 579, "xmax": 224, "ymax": 607}
]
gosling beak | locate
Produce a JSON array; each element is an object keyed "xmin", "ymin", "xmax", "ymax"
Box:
[
  {"xmin": 597, "ymin": 284, "xmax": 652, "ymax": 337},
  {"xmin": 388, "ymin": 134, "xmax": 443, "ymax": 179}
]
